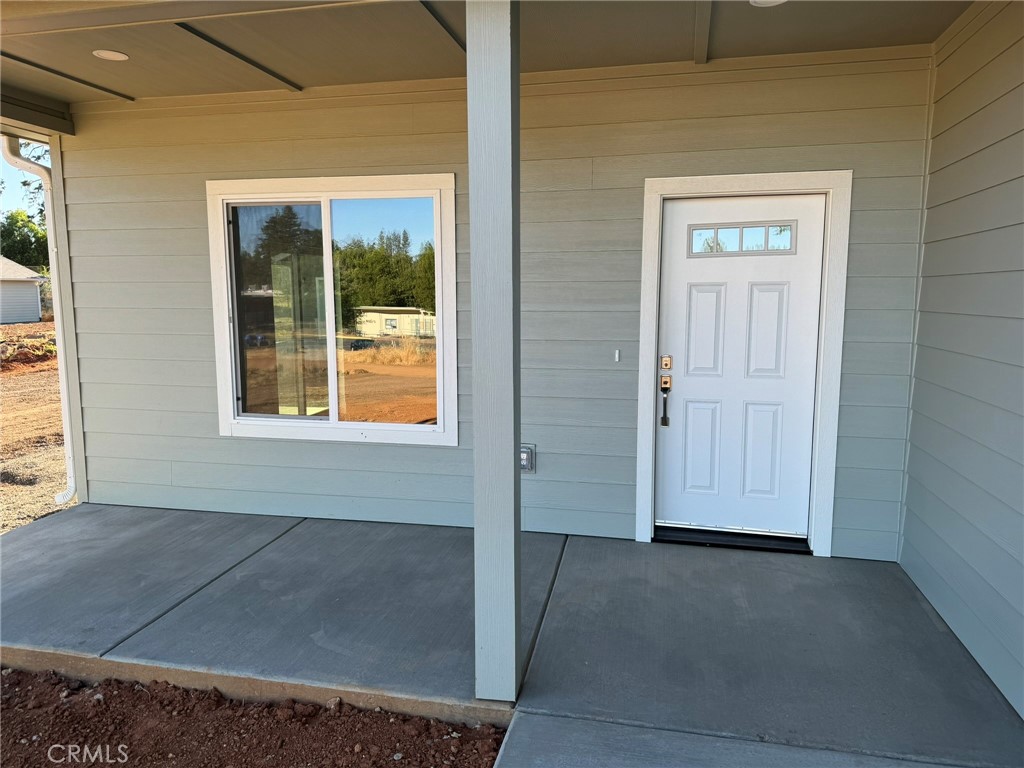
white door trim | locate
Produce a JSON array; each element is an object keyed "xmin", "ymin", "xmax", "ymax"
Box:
[{"xmin": 635, "ymin": 171, "xmax": 853, "ymax": 556}]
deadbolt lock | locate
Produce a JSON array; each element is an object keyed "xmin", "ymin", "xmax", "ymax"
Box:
[{"xmin": 660, "ymin": 355, "xmax": 673, "ymax": 370}]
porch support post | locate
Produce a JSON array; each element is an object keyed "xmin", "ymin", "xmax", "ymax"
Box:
[{"xmin": 467, "ymin": 0, "xmax": 522, "ymax": 702}]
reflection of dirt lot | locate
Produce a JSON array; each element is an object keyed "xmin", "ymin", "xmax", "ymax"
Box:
[
  {"xmin": 241, "ymin": 342, "xmax": 437, "ymax": 424},
  {"xmin": 243, "ymin": 346, "xmax": 330, "ymax": 416},
  {"xmin": 1, "ymin": 337, "xmax": 72, "ymax": 533},
  {"xmin": 339, "ymin": 362, "xmax": 437, "ymax": 424}
]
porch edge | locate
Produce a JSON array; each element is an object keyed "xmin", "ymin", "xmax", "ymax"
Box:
[{"xmin": 0, "ymin": 646, "xmax": 515, "ymax": 728}]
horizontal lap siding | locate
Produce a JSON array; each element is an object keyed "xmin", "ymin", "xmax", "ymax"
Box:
[
  {"xmin": 0, "ymin": 281, "xmax": 41, "ymax": 324},
  {"xmin": 63, "ymin": 58, "xmax": 929, "ymax": 545},
  {"xmin": 64, "ymin": 95, "xmax": 477, "ymax": 529},
  {"xmin": 902, "ymin": 1, "xmax": 1024, "ymax": 716}
]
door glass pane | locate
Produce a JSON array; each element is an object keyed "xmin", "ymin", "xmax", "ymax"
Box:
[
  {"xmin": 691, "ymin": 228, "xmax": 717, "ymax": 253},
  {"xmin": 742, "ymin": 226, "xmax": 766, "ymax": 251},
  {"xmin": 231, "ymin": 204, "xmax": 328, "ymax": 417},
  {"xmin": 717, "ymin": 227, "xmax": 740, "ymax": 252},
  {"xmin": 331, "ymin": 197, "xmax": 437, "ymax": 425},
  {"xmin": 768, "ymin": 224, "xmax": 793, "ymax": 251}
]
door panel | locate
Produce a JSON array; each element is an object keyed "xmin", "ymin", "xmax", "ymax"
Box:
[
  {"xmin": 746, "ymin": 283, "xmax": 788, "ymax": 377},
  {"xmin": 683, "ymin": 400, "xmax": 721, "ymax": 494},
  {"xmin": 654, "ymin": 194, "xmax": 825, "ymax": 536},
  {"xmin": 686, "ymin": 284, "xmax": 726, "ymax": 376},
  {"xmin": 741, "ymin": 401, "xmax": 783, "ymax": 498}
]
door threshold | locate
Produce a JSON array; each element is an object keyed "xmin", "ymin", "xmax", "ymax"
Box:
[{"xmin": 654, "ymin": 525, "xmax": 811, "ymax": 554}]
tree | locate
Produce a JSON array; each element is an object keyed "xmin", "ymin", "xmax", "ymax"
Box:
[
  {"xmin": 1, "ymin": 209, "xmax": 48, "ymax": 268},
  {"xmin": 237, "ymin": 204, "xmax": 323, "ymax": 290},
  {"xmin": 332, "ymin": 229, "xmax": 435, "ymax": 329},
  {"xmin": 412, "ymin": 243, "xmax": 435, "ymax": 312},
  {"xmin": 19, "ymin": 141, "xmax": 49, "ymax": 221}
]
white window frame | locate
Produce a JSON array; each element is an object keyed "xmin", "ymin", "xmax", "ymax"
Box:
[{"xmin": 206, "ymin": 174, "xmax": 458, "ymax": 446}]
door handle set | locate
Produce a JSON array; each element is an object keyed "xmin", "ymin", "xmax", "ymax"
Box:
[
  {"xmin": 658, "ymin": 355, "xmax": 673, "ymax": 426},
  {"xmin": 660, "ymin": 373, "xmax": 672, "ymax": 427}
]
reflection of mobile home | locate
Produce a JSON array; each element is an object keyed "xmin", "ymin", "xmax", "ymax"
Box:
[{"xmin": 355, "ymin": 306, "xmax": 435, "ymax": 338}]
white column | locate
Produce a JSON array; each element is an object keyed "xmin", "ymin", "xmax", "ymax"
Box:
[{"xmin": 467, "ymin": 0, "xmax": 522, "ymax": 702}]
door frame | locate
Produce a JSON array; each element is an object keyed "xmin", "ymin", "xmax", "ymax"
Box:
[{"xmin": 634, "ymin": 171, "xmax": 853, "ymax": 556}]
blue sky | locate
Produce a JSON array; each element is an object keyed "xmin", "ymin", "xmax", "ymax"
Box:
[
  {"xmin": 235, "ymin": 197, "xmax": 434, "ymax": 255},
  {"xmin": 332, "ymin": 197, "xmax": 435, "ymax": 253},
  {"xmin": 1, "ymin": 155, "xmax": 44, "ymax": 213}
]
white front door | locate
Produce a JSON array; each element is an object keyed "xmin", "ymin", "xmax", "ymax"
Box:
[{"xmin": 654, "ymin": 194, "xmax": 825, "ymax": 537}]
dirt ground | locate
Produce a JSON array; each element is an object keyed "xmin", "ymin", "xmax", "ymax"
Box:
[
  {"xmin": 1, "ymin": 669, "xmax": 503, "ymax": 768},
  {"xmin": 242, "ymin": 344, "xmax": 438, "ymax": 424},
  {"xmin": 1, "ymin": 322, "xmax": 71, "ymax": 533},
  {"xmin": 339, "ymin": 362, "xmax": 437, "ymax": 424}
]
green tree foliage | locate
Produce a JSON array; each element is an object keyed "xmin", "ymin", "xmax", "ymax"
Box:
[
  {"xmin": 334, "ymin": 230, "xmax": 435, "ymax": 328},
  {"xmin": 1, "ymin": 209, "xmax": 48, "ymax": 268},
  {"xmin": 20, "ymin": 143, "xmax": 50, "ymax": 220},
  {"xmin": 238, "ymin": 204, "xmax": 324, "ymax": 289},
  {"xmin": 254, "ymin": 205, "xmax": 323, "ymax": 262},
  {"xmin": 236, "ymin": 206, "xmax": 435, "ymax": 333},
  {"xmin": 412, "ymin": 243, "xmax": 436, "ymax": 313}
]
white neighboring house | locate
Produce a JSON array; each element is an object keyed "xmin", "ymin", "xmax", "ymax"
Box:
[
  {"xmin": 0, "ymin": 256, "xmax": 45, "ymax": 324},
  {"xmin": 355, "ymin": 306, "xmax": 436, "ymax": 338}
]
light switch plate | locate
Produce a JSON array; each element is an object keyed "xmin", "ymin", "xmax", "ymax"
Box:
[{"xmin": 520, "ymin": 444, "xmax": 536, "ymax": 473}]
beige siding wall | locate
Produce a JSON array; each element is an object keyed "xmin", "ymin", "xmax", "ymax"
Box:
[
  {"xmin": 902, "ymin": 2, "xmax": 1024, "ymax": 715},
  {"xmin": 60, "ymin": 51, "xmax": 931, "ymax": 550}
]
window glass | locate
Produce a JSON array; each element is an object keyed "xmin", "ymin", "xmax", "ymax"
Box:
[
  {"xmin": 231, "ymin": 204, "xmax": 328, "ymax": 418},
  {"xmin": 331, "ymin": 198, "xmax": 437, "ymax": 425},
  {"xmin": 742, "ymin": 226, "xmax": 766, "ymax": 251},
  {"xmin": 691, "ymin": 228, "xmax": 717, "ymax": 253},
  {"xmin": 768, "ymin": 224, "xmax": 793, "ymax": 251},
  {"xmin": 716, "ymin": 227, "xmax": 740, "ymax": 252}
]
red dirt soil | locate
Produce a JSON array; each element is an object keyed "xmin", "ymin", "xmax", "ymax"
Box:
[{"xmin": 1, "ymin": 669, "xmax": 503, "ymax": 768}]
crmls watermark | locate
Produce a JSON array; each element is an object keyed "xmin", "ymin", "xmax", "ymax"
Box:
[{"xmin": 47, "ymin": 744, "xmax": 129, "ymax": 764}]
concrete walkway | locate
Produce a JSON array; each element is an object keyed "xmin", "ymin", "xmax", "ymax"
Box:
[
  {"xmin": 496, "ymin": 713, "xmax": 955, "ymax": 768},
  {"xmin": 1, "ymin": 503, "xmax": 564, "ymax": 724},
  {"xmin": 503, "ymin": 537, "xmax": 1023, "ymax": 768},
  {"xmin": 2, "ymin": 504, "xmax": 1021, "ymax": 766}
]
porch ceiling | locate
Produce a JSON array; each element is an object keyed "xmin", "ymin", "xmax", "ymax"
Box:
[{"xmin": 0, "ymin": 0, "xmax": 969, "ymax": 106}]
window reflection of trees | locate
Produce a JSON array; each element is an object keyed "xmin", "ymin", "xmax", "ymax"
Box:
[
  {"xmin": 235, "ymin": 204, "xmax": 326, "ymax": 417},
  {"xmin": 333, "ymin": 230, "xmax": 435, "ymax": 329}
]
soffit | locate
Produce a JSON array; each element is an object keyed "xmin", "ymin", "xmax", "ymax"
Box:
[
  {"xmin": 2, "ymin": 23, "xmax": 289, "ymax": 98},
  {"xmin": 186, "ymin": 3, "xmax": 465, "ymax": 88},
  {"xmin": 0, "ymin": 0, "xmax": 971, "ymax": 107},
  {"xmin": 709, "ymin": 1, "xmax": 971, "ymax": 59},
  {"xmin": 0, "ymin": 56, "xmax": 110, "ymax": 103}
]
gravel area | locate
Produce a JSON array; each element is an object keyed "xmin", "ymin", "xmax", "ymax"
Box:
[
  {"xmin": 1, "ymin": 330, "xmax": 71, "ymax": 533},
  {"xmin": 1, "ymin": 444, "xmax": 70, "ymax": 532}
]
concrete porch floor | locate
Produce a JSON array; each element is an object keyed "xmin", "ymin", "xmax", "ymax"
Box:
[
  {"xmin": 1, "ymin": 504, "xmax": 1021, "ymax": 767},
  {"xmin": 0, "ymin": 504, "xmax": 564, "ymax": 724}
]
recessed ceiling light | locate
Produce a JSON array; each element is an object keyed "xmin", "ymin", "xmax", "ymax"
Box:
[
  {"xmin": 750, "ymin": 0, "xmax": 788, "ymax": 6},
  {"xmin": 92, "ymin": 49, "xmax": 129, "ymax": 61}
]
